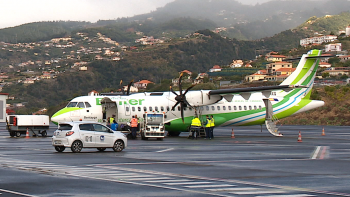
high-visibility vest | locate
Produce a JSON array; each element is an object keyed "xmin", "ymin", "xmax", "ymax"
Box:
[
  {"xmin": 130, "ymin": 118, "xmax": 138, "ymax": 127},
  {"xmin": 110, "ymin": 117, "xmax": 115, "ymax": 124},
  {"xmin": 205, "ymin": 118, "xmax": 211, "ymax": 127},
  {"xmin": 191, "ymin": 118, "xmax": 201, "ymax": 127},
  {"xmin": 210, "ymin": 118, "xmax": 215, "ymax": 127}
]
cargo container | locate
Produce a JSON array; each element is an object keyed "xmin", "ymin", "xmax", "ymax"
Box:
[{"xmin": 6, "ymin": 115, "xmax": 50, "ymax": 137}]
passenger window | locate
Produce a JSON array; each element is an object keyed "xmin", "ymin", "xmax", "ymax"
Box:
[
  {"xmin": 143, "ymin": 107, "xmax": 147, "ymax": 111},
  {"xmin": 67, "ymin": 102, "xmax": 77, "ymax": 107},
  {"xmin": 183, "ymin": 107, "xmax": 187, "ymax": 111},
  {"xmin": 206, "ymin": 106, "xmax": 209, "ymax": 111},
  {"xmin": 79, "ymin": 124, "xmax": 93, "ymax": 131},
  {"xmin": 249, "ymin": 106, "xmax": 252, "ymax": 110},
  {"xmin": 155, "ymin": 106, "xmax": 159, "ymax": 111},
  {"xmin": 161, "ymin": 106, "xmax": 164, "ymax": 111},
  {"xmin": 234, "ymin": 106, "xmax": 237, "ymax": 110},
  {"xmin": 211, "ymin": 106, "xmax": 215, "ymax": 111},
  {"xmin": 239, "ymin": 106, "xmax": 242, "ymax": 110},
  {"xmin": 149, "ymin": 107, "xmax": 153, "ymax": 111},
  {"xmin": 178, "ymin": 106, "xmax": 181, "ymax": 111},
  {"xmin": 189, "ymin": 107, "xmax": 192, "ymax": 111},
  {"xmin": 126, "ymin": 107, "xmax": 130, "ymax": 112},
  {"xmin": 228, "ymin": 106, "xmax": 231, "ymax": 110},
  {"xmin": 138, "ymin": 107, "xmax": 141, "ymax": 112},
  {"xmin": 259, "ymin": 106, "xmax": 262, "ymax": 110},
  {"xmin": 166, "ymin": 106, "xmax": 170, "ymax": 111},
  {"xmin": 244, "ymin": 106, "xmax": 247, "ymax": 110},
  {"xmin": 93, "ymin": 124, "xmax": 109, "ymax": 132},
  {"xmin": 223, "ymin": 106, "xmax": 226, "ymax": 110},
  {"xmin": 217, "ymin": 106, "xmax": 220, "ymax": 110},
  {"xmin": 85, "ymin": 102, "xmax": 91, "ymax": 108},
  {"xmin": 132, "ymin": 107, "xmax": 135, "ymax": 112},
  {"xmin": 254, "ymin": 106, "xmax": 257, "ymax": 110}
]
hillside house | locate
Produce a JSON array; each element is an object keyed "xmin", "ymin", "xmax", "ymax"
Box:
[
  {"xmin": 134, "ymin": 80, "xmax": 153, "ymax": 89},
  {"xmin": 88, "ymin": 90, "xmax": 99, "ymax": 96},
  {"xmin": 209, "ymin": 65, "xmax": 222, "ymax": 72},
  {"xmin": 319, "ymin": 62, "xmax": 332, "ymax": 68},
  {"xmin": 339, "ymin": 55, "xmax": 350, "ymax": 62},
  {"xmin": 245, "ymin": 74, "xmax": 267, "ymax": 82},
  {"xmin": 266, "ymin": 62, "xmax": 292, "ymax": 74},
  {"xmin": 322, "ymin": 67, "xmax": 350, "ymax": 76},
  {"xmin": 300, "ymin": 35, "xmax": 337, "ymax": 47},
  {"xmin": 266, "ymin": 55, "xmax": 286, "ymax": 62},
  {"xmin": 274, "ymin": 68, "xmax": 296, "ymax": 76},
  {"xmin": 325, "ymin": 43, "xmax": 342, "ymax": 52}
]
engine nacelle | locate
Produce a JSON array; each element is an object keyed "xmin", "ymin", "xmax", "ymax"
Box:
[{"xmin": 184, "ymin": 90, "xmax": 222, "ymax": 106}]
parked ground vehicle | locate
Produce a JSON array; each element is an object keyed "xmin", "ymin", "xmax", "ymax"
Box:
[
  {"xmin": 6, "ymin": 115, "xmax": 49, "ymax": 137},
  {"xmin": 140, "ymin": 113, "xmax": 165, "ymax": 140},
  {"xmin": 52, "ymin": 121, "xmax": 127, "ymax": 153}
]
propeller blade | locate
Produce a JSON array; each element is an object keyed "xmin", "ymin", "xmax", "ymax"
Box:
[
  {"xmin": 170, "ymin": 86, "xmax": 178, "ymax": 96},
  {"xmin": 178, "ymin": 72, "xmax": 183, "ymax": 94},
  {"xmin": 183, "ymin": 84, "xmax": 196, "ymax": 95},
  {"xmin": 180, "ymin": 102, "xmax": 185, "ymax": 124},
  {"xmin": 184, "ymin": 100, "xmax": 193, "ymax": 109},
  {"xmin": 127, "ymin": 80, "xmax": 134, "ymax": 95},
  {"xmin": 120, "ymin": 80, "xmax": 125, "ymax": 95},
  {"xmin": 171, "ymin": 101, "xmax": 180, "ymax": 111}
]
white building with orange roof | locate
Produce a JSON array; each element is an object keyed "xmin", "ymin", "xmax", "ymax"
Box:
[
  {"xmin": 266, "ymin": 55, "xmax": 286, "ymax": 62},
  {"xmin": 134, "ymin": 80, "xmax": 154, "ymax": 89},
  {"xmin": 209, "ymin": 65, "xmax": 222, "ymax": 72}
]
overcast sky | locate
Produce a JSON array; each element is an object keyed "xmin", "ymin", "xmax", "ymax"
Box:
[{"xmin": 0, "ymin": 0, "xmax": 270, "ymax": 29}]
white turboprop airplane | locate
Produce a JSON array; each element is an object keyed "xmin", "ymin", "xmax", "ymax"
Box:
[{"xmin": 51, "ymin": 49, "xmax": 325, "ymax": 136}]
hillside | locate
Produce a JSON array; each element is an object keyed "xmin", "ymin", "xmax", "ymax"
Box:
[{"xmin": 1, "ymin": 0, "xmax": 350, "ymax": 43}]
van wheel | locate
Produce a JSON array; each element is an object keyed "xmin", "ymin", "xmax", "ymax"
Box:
[
  {"xmin": 113, "ymin": 140, "xmax": 124, "ymax": 152},
  {"xmin": 55, "ymin": 146, "xmax": 65, "ymax": 152},
  {"xmin": 9, "ymin": 131, "xmax": 15, "ymax": 137},
  {"xmin": 71, "ymin": 141, "xmax": 83, "ymax": 153},
  {"xmin": 97, "ymin": 148, "xmax": 106, "ymax": 152},
  {"xmin": 16, "ymin": 132, "xmax": 21, "ymax": 137}
]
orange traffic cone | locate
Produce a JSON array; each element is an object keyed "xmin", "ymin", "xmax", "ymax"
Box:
[
  {"xmin": 322, "ymin": 127, "xmax": 325, "ymax": 136},
  {"xmin": 25, "ymin": 128, "xmax": 30, "ymax": 138},
  {"xmin": 297, "ymin": 131, "xmax": 302, "ymax": 142},
  {"xmin": 231, "ymin": 128, "xmax": 235, "ymax": 139}
]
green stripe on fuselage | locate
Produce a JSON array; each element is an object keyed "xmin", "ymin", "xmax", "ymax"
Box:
[{"xmin": 52, "ymin": 107, "xmax": 82, "ymax": 117}]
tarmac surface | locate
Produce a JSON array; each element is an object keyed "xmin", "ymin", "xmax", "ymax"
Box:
[{"xmin": 1, "ymin": 122, "xmax": 350, "ymax": 197}]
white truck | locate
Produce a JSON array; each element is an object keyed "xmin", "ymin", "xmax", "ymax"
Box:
[
  {"xmin": 6, "ymin": 115, "xmax": 50, "ymax": 137},
  {"xmin": 140, "ymin": 113, "xmax": 165, "ymax": 140}
]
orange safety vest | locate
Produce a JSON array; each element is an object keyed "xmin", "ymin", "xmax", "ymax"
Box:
[{"xmin": 130, "ymin": 118, "xmax": 138, "ymax": 127}]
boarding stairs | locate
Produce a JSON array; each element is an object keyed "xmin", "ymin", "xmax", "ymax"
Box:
[{"xmin": 263, "ymin": 99, "xmax": 283, "ymax": 137}]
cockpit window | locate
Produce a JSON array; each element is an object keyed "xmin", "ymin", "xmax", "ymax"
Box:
[
  {"xmin": 77, "ymin": 102, "xmax": 85, "ymax": 108},
  {"xmin": 66, "ymin": 102, "xmax": 77, "ymax": 107},
  {"xmin": 85, "ymin": 102, "xmax": 91, "ymax": 108}
]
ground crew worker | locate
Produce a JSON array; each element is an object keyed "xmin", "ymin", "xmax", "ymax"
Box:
[
  {"xmin": 204, "ymin": 115, "xmax": 211, "ymax": 139},
  {"xmin": 210, "ymin": 115, "xmax": 215, "ymax": 139},
  {"xmin": 130, "ymin": 115, "xmax": 138, "ymax": 139},
  {"xmin": 190, "ymin": 116, "xmax": 201, "ymax": 139},
  {"xmin": 110, "ymin": 115, "xmax": 115, "ymax": 124}
]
